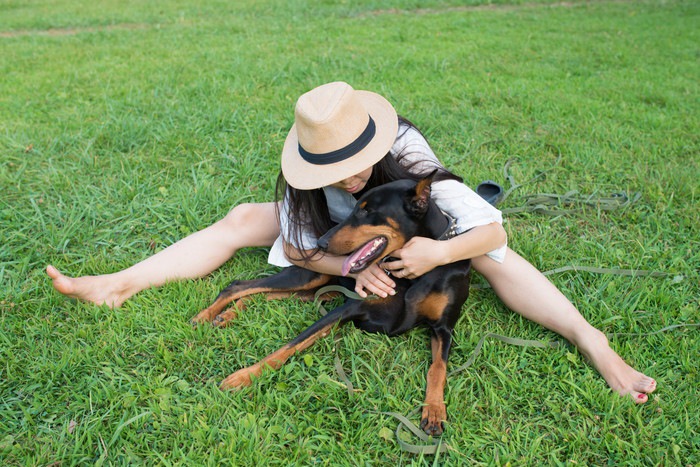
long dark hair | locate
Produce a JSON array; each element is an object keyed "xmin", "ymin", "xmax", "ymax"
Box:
[{"xmin": 275, "ymin": 116, "xmax": 462, "ymax": 263}]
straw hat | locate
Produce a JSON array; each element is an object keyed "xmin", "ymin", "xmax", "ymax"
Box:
[{"xmin": 281, "ymin": 82, "xmax": 398, "ymax": 190}]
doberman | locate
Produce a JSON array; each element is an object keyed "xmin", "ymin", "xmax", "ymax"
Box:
[{"xmin": 191, "ymin": 170, "xmax": 471, "ymax": 435}]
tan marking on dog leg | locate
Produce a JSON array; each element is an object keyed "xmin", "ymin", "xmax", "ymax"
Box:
[
  {"xmin": 212, "ymin": 296, "xmax": 258, "ymax": 327},
  {"xmin": 417, "ymin": 292, "xmax": 449, "ymax": 321},
  {"xmin": 219, "ymin": 322, "xmax": 336, "ymax": 390},
  {"xmin": 220, "ymin": 346, "xmax": 296, "ymax": 390},
  {"xmin": 421, "ymin": 337, "xmax": 447, "ymax": 436},
  {"xmin": 191, "ymin": 286, "xmax": 273, "ymax": 324},
  {"xmin": 190, "ymin": 302, "xmax": 228, "ymax": 324}
]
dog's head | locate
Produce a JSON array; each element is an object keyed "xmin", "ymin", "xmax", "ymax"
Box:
[{"xmin": 317, "ymin": 171, "xmax": 438, "ymax": 276}]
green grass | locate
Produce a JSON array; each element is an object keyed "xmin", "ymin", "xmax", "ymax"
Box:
[{"xmin": 1, "ymin": 0, "xmax": 698, "ymax": 464}]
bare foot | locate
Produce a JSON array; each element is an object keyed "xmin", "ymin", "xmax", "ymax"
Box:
[
  {"xmin": 46, "ymin": 265, "xmax": 131, "ymax": 308},
  {"xmin": 579, "ymin": 330, "xmax": 657, "ymax": 403}
]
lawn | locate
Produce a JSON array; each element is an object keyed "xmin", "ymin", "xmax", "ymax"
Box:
[{"xmin": 1, "ymin": 0, "xmax": 698, "ymax": 464}]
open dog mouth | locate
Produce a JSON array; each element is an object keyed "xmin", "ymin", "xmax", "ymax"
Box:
[{"xmin": 341, "ymin": 236, "xmax": 388, "ymax": 276}]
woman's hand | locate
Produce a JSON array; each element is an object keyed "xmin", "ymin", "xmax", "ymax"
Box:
[
  {"xmin": 350, "ymin": 263, "xmax": 396, "ymax": 299},
  {"xmin": 381, "ymin": 237, "xmax": 446, "ymax": 280},
  {"xmin": 284, "ymin": 242, "xmax": 396, "ymax": 298}
]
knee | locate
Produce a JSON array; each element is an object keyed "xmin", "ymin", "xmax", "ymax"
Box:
[
  {"xmin": 218, "ymin": 203, "xmax": 279, "ymax": 246},
  {"xmin": 220, "ymin": 203, "xmax": 259, "ymax": 230}
]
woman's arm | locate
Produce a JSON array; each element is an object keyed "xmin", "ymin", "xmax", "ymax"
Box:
[
  {"xmin": 283, "ymin": 221, "xmax": 505, "ymax": 296},
  {"xmin": 381, "ymin": 222, "xmax": 507, "ymax": 279}
]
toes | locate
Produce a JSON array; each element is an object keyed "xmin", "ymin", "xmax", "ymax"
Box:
[
  {"xmin": 630, "ymin": 376, "xmax": 656, "ymax": 397},
  {"xmin": 420, "ymin": 417, "xmax": 444, "ymax": 436},
  {"xmin": 189, "ymin": 314, "xmax": 210, "ymax": 326},
  {"xmin": 220, "ymin": 369, "xmax": 253, "ymax": 390},
  {"xmin": 420, "ymin": 404, "xmax": 447, "ymax": 436},
  {"xmin": 46, "ymin": 265, "xmax": 74, "ymax": 295},
  {"xmin": 627, "ymin": 377, "xmax": 656, "ymax": 404},
  {"xmin": 192, "ymin": 308, "xmax": 238, "ymax": 327},
  {"xmin": 641, "ymin": 378, "xmax": 657, "ymax": 394},
  {"xmin": 213, "ymin": 310, "xmax": 237, "ymax": 327},
  {"xmin": 46, "ymin": 265, "xmax": 60, "ymax": 279},
  {"xmin": 190, "ymin": 307, "xmax": 220, "ymax": 325}
]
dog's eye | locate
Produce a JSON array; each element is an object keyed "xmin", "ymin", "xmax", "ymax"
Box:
[{"xmin": 356, "ymin": 208, "xmax": 368, "ymax": 218}]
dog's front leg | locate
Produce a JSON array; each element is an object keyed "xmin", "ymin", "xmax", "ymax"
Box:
[
  {"xmin": 220, "ymin": 301, "xmax": 356, "ymax": 390},
  {"xmin": 219, "ymin": 323, "xmax": 335, "ymax": 390},
  {"xmin": 420, "ymin": 330, "xmax": 451, "ymax": 436}
]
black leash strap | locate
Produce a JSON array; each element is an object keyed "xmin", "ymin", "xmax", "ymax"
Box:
[
  {"xmin": 497, "ymin": 153, "xmax": 642, "ymax": 216},
  {"xmin": 542, "ymin": 265, "xmax": 669, "ymax": 278},
  {"xmin": 376, "ymin": 408, "xmax": 450, "ymax": 455},
  {"xmin": 501, "ymin": 190, "xmax": 642, "ymax": 216}
]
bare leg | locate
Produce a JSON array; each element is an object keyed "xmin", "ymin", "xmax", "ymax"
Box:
[
  {"xmin": 472, "ymin": 248, "xmax": 657, "ymax": 403},
  {"xmin": 46, "ymin": 202, "xmax": 280, "ymax": 308}
]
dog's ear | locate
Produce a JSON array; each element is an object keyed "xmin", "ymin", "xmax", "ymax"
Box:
[{"xmin": 408, "ymin": 170, "xmax": 437, "ymax": 216}]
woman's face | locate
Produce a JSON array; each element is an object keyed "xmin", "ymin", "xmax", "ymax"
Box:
[{"xmin": 329, "ymin": 166, "xmax": 373, "ymax": 194}]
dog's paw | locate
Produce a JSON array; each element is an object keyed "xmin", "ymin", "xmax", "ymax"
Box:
[
  {"xmin": 420, "ymin": 404, "xmax": 447, "ymax": 436},
  {"xmin": 212, "ymin": 309, "xmax": 237, "ymax": 328},
  {"xmin": 220, "ymin": 368, "xmax": 254, "ymax": 390},
  {"xmin": 190, "ymin": 307, "xmax": 219, "ymax": 326}
]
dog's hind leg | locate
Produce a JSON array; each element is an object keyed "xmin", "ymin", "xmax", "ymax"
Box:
[
  {"xmin": 190, "ymin": 266, "xmax": 332, "ymax": 325},
  {"xmin": 420, "ymin": 329, "xmax": 452, "ymax": 436},
  {"xmin": 220, "ymin": 301, "xmax": 359, "ymax": 390},
  {"xmin": 209, "ymin": 289, "xmax": 326, "ymax": 328}
]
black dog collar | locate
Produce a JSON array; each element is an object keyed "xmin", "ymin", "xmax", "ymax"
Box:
[{"xmin": 437, "ymin": 211, "xmax": 458, "ymax": 241}]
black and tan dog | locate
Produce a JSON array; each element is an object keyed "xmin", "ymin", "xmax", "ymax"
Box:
[{"xmin": 191, "ymin": 171, "xmax": 471, "ymax": 435}]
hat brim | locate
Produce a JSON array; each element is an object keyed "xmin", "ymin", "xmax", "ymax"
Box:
[{"xmin": 281, "ymin": 90, "xmax": 399, "ymax": 190}]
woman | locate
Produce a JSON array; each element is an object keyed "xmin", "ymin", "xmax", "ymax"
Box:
[{"xmin": 47, "ymin": 81, "xmax": 656, "ymax": 403}]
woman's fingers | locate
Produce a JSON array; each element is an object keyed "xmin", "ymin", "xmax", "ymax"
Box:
[
  {"xmin": 380, "ymin": 256, "xmax": 404, "ymax": 275},
  {"xmin": 354, "ymin": 265, "xmax": 396, "ymax": 298}
]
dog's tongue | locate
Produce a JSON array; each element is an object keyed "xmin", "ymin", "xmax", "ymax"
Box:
[
  {"xmin": 341, "ymin": 240, "xmax": 377, "ymax": 276},
  {"xmin": 341, "ymin": 257, "xmax": 354, "ymax": 277}
]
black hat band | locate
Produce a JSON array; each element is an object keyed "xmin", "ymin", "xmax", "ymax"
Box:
[{"xmin": 298, "ymin": 117, "xmax": 376, "ymax": 165}]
